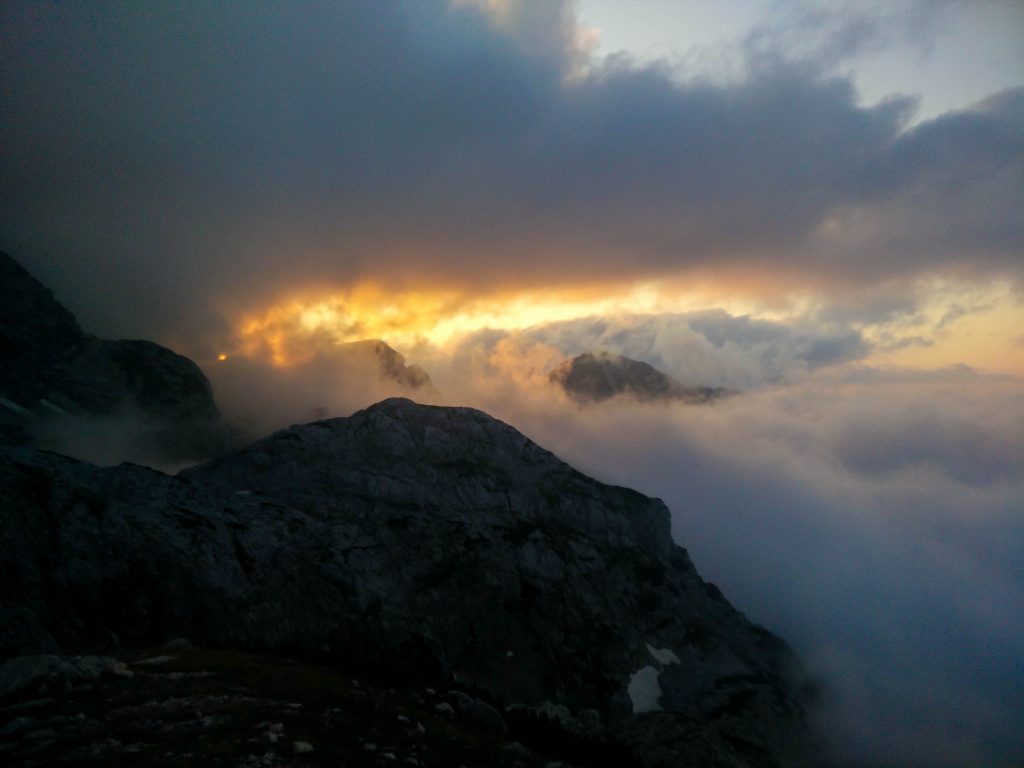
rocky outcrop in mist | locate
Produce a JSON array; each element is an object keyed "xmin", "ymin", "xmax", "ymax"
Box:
[
  {"xmin": 204, "ymin": 337, "xmax": 440, "ymax": 440},
  {"xmin": 551, "ymin": 351, "xmax": 732, "ymax": 405},
  {"xmin": 339, "ymin": 339, "xmax": 434, "ymax": 392},
  {"xmin": 0, "ymin": 252, "xmax": 225, "ymax": 464},
  {"xmin": 1, "ymin": 398, "xmax": 809, "ymax": 766}
]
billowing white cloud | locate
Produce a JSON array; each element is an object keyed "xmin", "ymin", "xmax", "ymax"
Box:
[
  {"xmin": 432, "ymin": 364, "xmax": 1024, "ymax": 768},
  {"xmin": 242, "ymin": 315, "xmax": 1020, "ymax": 766},
  {"xmin": 437, "ymin": 310, "xmax": 870, "ymax": 390}
]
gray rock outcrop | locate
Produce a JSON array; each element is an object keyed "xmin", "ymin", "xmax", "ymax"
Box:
[
  {"xmin": 551, "ymin": 351, "xmax": 732, "ymax": 404},
  {"xmin": 0, "ymin": 397, "xmax": 809, "ymax": 766}
]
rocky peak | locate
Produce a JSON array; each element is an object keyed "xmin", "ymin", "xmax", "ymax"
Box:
[
  {"xmin": 1, "ymin": 397, "xmax": 810, "ymax": 766},
  {"xmin": 188, "ymin": 397, "xmax": 674, "ymax": 562},
  {"xmin": 550, "ymin": 351, "xmax": 732, "ymax": 404},
  {"xmin": 204, "ymin": 339, "xmax": 441, "ymax": 441},
  {"xmin": 0, "ymin": 252, "xmax": 84, "ymax": 408},
  {"xmin": 0, "ymin": 251, "xmax": 224, "ymax": 464}
]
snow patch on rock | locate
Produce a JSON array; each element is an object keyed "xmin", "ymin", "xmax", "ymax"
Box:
[
  {"xmin": 645, "ymin": 643, "xmax": 680, "ymax": 666},
  {"xmin": 627, "ymin": 666, "xmax": 663, "ymax": 713}
]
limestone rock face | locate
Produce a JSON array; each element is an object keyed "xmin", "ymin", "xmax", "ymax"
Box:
[
  {"xmin": 0, "ymin": 251, "xmax": 223, "ymax": 463},
  {"xmin": 0, "ymin": 398, "xmax": 808, "ymax": 766},
  {"xmin": 551, "ymin": 351, "xmax": 732, "ymax": 405}
]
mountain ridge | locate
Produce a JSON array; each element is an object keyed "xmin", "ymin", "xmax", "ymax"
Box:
[
  {"xmin": 1, "ymin": 397, "xmax": 811, "ymax": 765},
  {"xmin": 0, "ymin": 249, "xmax": 812, "ymax": 765},
  {"xmin": 0, "ymin": 250, "xmax": 224, "ymax": 464}
]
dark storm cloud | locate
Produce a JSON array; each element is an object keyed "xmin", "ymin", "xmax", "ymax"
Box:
[
  {"xmin": 1, "ymin": 1, "xmax": 1020, "ymax": 347},
  {"xmin": 840, "ymin": 88, "xmax": 1024, "ymax": 271}
]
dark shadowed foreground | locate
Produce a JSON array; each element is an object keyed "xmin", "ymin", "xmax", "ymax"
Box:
[
  {"xmin": 1, "ymin": 399, "xmax": 811, "ymax": 767},
  {"xmin": 0, "ymin": 644, "xmax": 620, "ymax": 767}
]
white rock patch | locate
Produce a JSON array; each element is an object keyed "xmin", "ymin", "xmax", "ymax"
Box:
[
  {"xmin": 627, "ymin": 666, "xmax": 663, "ymax": 713},
  {"xmin": 645, "ymin": 643, "xmax": 680, "ymax": 666}
]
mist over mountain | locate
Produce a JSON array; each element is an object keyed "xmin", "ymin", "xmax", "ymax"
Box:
[
  {"xmin": 341, "ymin": 339, "xmax": 434, "ymax": 391},
  {"xmin": 0, "ymin": 252, "xmax": 444, "ymax": 462},
  {"xmin": 551, "ymin": 351, "xmax": 732, "ymax": 404},
  {"xmin": 0, "ymin": 251, "xmax": 224, "ymax": 467},
  {"xmin": 3, "ymin": 248, "xmax": 1022, "ymax": 766},
  {"xmin": 206, "ymin": 338, "xmax": 440, "ymax": 442}
]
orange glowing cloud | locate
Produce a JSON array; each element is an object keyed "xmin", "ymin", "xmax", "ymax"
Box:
[
  {"xmin": 229, "ymin": 279, "xmax": 770, "ymax": 367},
  {"xmin": 228, "ymin": 274, "xmax": 1024, "ymax": 379}
]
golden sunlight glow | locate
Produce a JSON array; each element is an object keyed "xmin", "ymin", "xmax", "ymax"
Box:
[
  {"xmin": 862, "ymin": 280, "xmax": 1024, "ymax": 377},
  {"xmin": 217, "ymin": 354, "xmax": 228, "ymax": 362},
  {"xmin": 229, "ymin": 276, "xmax": 1023, "ymax": 378},
  {"xmin": 232, "ymin": 281, "xmax": 756, "ymax": 366}
]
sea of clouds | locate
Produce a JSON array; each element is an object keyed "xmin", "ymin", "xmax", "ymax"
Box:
[
  {"xmin": 195, "ymin": 307, "xmax": 1024, "ymax": 766},
  {"xmin": 404, "ymin": 316, "xmax": 1024, "ymax": 768}
]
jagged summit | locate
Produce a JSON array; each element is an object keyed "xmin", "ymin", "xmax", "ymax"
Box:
[
  {"xmin": 204, "ymin": 339, "xmax": 440, "ymax": 439},
  {"xmin": 551, "ymin": 351, "xmax": 732, "ymax": 404}
]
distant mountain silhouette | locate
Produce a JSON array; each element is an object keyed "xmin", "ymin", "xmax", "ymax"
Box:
[
  {"xmin": 0, "ymin": 250, "xmax": 225, "ymax": 463},
  {"xmin": 550, "ymin": 351, "xmax": 733, "ymax": 404}
]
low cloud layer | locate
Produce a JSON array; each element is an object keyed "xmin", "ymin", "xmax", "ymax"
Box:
[
  {"xmin": 1, "ymin": 1, "xmax": 1021, "ymax": 349},
  {"xmin": 170, "ymin": 312, "xmax": 1024, "ymax": 766},
  {"xmin": 517, "ymin": 311, "xmax": 869, "ymax": 388},
  {"xmin": 206, "ymin": 342, "xmax": 442, "ymax": 442},
  {"xmin": 428, "ymin": 358, "xmax": 1024, "ymax": 768}
]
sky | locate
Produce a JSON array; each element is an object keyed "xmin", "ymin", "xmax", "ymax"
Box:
[
  {"xmin": 579, "ymin": 0, "xmax": 1024, "ymax": 123},
  {"xmin": 2, "ymin": 2, "xmax": 1023, "ymax": 766}
]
